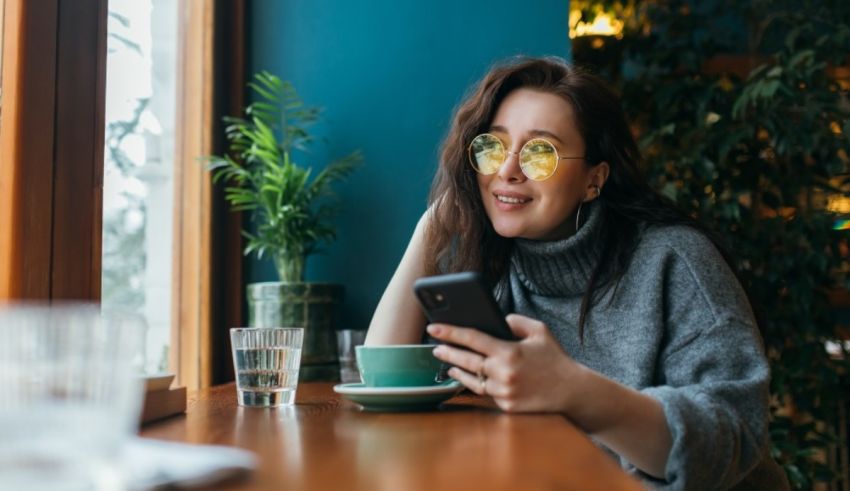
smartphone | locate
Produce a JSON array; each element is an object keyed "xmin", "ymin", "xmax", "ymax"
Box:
[{"xmin": 413, "ymin": 271, "xmax": 516, "ymax": 341}]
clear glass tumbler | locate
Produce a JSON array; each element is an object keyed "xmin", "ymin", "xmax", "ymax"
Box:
[
  {"xmin": 336, "ymin": 329, "xmax": 367, "ymax": 383},
  {"xmin": 0, "ymin": 303, "xmax": 145, "ymax": 491},
  {"xmin": 230, "ymin": 327, "xmax": 304, "ymax": 407}
]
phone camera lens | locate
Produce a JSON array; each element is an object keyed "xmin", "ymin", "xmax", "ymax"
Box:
[{"xmin": 419, "ymin": 289, "xmax": 449, "ymax": 311}]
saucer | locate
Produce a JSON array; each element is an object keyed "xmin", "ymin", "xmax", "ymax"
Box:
[{"xmin": 333, "ymin": 380, "xmax": 463, "ymax": 412}]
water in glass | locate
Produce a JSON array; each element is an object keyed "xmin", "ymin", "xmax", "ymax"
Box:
[
  {"xmin": 235, "ymin": 346, "xmax": 301, "ymax": 404},
  {"xmin": 230, "ymin": 327, "xmax": 304, "ymax": 407}
]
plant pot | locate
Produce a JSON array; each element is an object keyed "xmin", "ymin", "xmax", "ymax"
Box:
[{"xmin": 247, "ymin": 282, "xmax": 343, "ymax": 381}]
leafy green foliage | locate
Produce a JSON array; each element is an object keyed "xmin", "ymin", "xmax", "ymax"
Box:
[
  {"xmin": 606, "ymin": 0, "xmax": 850, "ymax": 487},
  {"xmin": 205, "ymin": 72, "xmax": 361, "ymax": 282},
  {"xmin": 102, "ymin": 98, "xmax": 149, "ymax": 312}
]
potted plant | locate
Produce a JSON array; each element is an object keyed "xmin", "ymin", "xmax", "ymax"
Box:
[{"xmin": 206, "ymin": 71, "xmax": 361, "ymax": 381}]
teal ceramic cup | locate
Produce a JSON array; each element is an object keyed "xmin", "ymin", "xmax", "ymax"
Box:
[{"xmin": 355, "ymin": 345, "xmax": 443, "ymax": 387}]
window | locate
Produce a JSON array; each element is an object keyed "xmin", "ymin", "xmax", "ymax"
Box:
[
  {"xmin": 102, "ymin": 0, "xmax": 178, "ymax": 374},
  {"xmin": 1, "ymin": 0, "xmax": 242, "ymax": 389}
]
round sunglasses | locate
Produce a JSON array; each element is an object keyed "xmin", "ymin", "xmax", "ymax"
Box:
[{"xmin": 467, "ymin": 133, "xmax": 585, "ymax": 181}]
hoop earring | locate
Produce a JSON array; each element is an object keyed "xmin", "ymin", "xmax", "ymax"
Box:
[
  {"xmin": 576, "ymin": 186, "xmax": 602, "ymax": 231},
  {"xmin": 575, "ymin": 201, "xmax": 584, "ymax": 231}
]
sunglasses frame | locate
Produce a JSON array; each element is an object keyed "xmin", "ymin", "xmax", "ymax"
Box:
[{"xmin": 467, "ymin": 133, "xmax": 585, "ymax": 181}]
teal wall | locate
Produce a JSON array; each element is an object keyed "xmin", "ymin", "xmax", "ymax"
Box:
[{"xmin": 247, "ymin": 1, "xmax": 570, "ymax": 330}]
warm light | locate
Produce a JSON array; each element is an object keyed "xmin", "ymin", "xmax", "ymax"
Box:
[
  {"xmin": 827, "ymin": 195, "xmax": 850, "ymax": 214},
  {"xmin": 569, "ymin": 10, "xmax": 624, "ymax": 39}
]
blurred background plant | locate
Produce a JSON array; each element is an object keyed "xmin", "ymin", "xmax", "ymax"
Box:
[
  {"xmin": 572, "ymin": 0, "xmax": 850, "ymax": 488},
  {"xmin": 101, "ymin": 2, "xmax": 177, "ymax": 375}
]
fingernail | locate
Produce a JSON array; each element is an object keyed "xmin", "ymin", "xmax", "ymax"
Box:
[
  {"xmin": 432, "ymin": 346, "xmax": 445, "ymax": 357},
  {"xmin": 427, "ymin": 324, "xmax": 441, "ymax": 336}
]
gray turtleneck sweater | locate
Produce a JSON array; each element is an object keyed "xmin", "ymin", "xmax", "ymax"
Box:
[{"xmin": 493, "ymin": 202, "xmax": 789, "ymax": 490}]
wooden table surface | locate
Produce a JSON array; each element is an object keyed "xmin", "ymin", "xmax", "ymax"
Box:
[{"xmin": 140, "ymin": 382, "xmax": 644, "ymax": 491}]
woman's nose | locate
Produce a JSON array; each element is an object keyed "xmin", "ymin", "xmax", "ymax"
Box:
[{"xmin": 497, "ymin": 149, "xmax": 526, "ymax": 182}]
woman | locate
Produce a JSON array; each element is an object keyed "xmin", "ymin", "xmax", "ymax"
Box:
[{"xmin": 365, "ymin": 56, "xmax": 788, "ymax": 490}]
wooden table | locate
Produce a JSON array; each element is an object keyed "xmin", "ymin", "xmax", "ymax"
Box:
[{"xmin": 140, "ymin": 383, "xmax": 643, "ymax": 491}]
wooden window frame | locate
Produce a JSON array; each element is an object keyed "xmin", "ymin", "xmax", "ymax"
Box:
[
  {"xmin": 171, "ymin": 0, "xmax": 244, "ymax": 390},
  {"xmin": 0, "ymin": 0, "xmax": 5, "ymax": 78},
  {"xmin": 0, "ymin": 0, "xmax": 107, "ymax": 301},
  {"xmin": 0, "ymin": 0, "xmax": 244, "ymax": 390}
]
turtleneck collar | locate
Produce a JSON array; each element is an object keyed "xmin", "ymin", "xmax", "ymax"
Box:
[{"xmin": 509, "ymin": 200, "xmax": 604, "ymax": 297}]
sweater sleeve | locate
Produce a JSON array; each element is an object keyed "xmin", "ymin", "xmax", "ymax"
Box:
[
  {"xmin": 636, "ymin": 230, "xmax": 777, "ymax": 490},
  {"xmin": 640, "ymin": 318, "xmax": 771, "ymax": 490}
]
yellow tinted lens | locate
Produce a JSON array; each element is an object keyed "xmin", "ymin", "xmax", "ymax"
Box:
[
  {"xmin": 519, "ymin": 138, "xmax": 558, "ymax": 180},
  {"xmin": 469, "ymin": 134, "xmax": 505, "ymax": 174}
]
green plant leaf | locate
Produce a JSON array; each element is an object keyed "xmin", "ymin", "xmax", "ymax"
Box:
[
  {"xmin": 617, "ymin": 2, "xmax": 850, "ymax": 485},
  {"xmin": 199, "ymin": 71, "xmax": 362, "ymax": 280}
]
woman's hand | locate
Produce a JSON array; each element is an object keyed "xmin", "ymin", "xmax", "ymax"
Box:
[
  {"xmin": 429, "ymin": 313, "xmax": 673, "ymax": 477},
  {"xmin": 428, "ymin": 313, "xmax": 583, "ymax": 413}
]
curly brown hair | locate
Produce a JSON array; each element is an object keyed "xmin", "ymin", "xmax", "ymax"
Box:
[{"xmin": 423, "ymin": 56, "xmax": 729, "ymax": 336}]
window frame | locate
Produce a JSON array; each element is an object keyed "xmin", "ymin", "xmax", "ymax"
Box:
[
  {"xmin": 0, "ymin": 0, "xmax": 244, "ymax": 390},
  {"xmin": 171, "ymin": 0, "xmax": 245, "ymax": 389},
  {"xmin": 0, "ymin": 0, "xmax": 106, "ymax": 300}
]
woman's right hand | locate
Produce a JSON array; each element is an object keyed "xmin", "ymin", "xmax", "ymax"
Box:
[
  {"xmin": 428, "ymin": 314, "xmax": 581, "ymax": 413},
  {"xmin": 428, "ymin": 314, "xmax": 672, "ymax": 478}
]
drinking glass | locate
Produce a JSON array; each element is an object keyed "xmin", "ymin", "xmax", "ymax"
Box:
[
  {"xmin": 336, "ymin": 329, "xmax": 367, "ymax": 383},
  {"xmin": 0, "ymin": 303, "xmax": 145, "ymax": 491},
  {"xmin": 230, "ymin": 327, "xmax": 304, "ymax": 407}
]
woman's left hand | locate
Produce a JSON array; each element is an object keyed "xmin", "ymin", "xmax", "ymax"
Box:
[{"xmin": 428, "ymin": 313, "xmax": 583, "ymax": 413}]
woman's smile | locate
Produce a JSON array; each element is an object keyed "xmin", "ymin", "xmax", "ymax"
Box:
[{"xmin": 493, "ymin": 190, "xmax": 533, "ymax": 210}]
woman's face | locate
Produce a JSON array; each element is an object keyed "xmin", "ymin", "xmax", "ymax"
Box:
[{"xmin": 476, "ymin": 88, "xmax": 607, "ymax": 241}]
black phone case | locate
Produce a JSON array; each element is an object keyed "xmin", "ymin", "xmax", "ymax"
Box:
[{"xmin": 413, "ymin": 272, "xmax": 515, "ymax": 341}]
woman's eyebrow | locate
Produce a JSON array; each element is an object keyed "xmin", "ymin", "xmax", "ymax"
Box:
[{"xmin": 488, "ymin": 125, "xmax": 565, "ymax": 145}]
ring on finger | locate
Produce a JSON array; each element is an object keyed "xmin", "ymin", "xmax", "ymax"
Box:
[
  {"xmin": 477, "ymin": 368, "xmax": 487, "ymax": 394},
  {"xmin": 476, "ymin": 357, "xmax": 488, "ymax": 394},
  {"xmin": 476, "ymin": 357, "xmax": 488, "ymax": 380}
]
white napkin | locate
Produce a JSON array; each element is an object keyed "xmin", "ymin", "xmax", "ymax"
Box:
[{"xmin": 124, "ymin": 437, "xmax": 257, "ymax": 490}]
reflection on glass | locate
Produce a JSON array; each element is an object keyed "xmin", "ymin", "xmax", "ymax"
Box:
[
  {"xmin": 470, "ymin": 134, "xmax": 506, "ymax": 174},
  {"xmin": 102, "ymin": 0, "xmax": 177, "ymax": 373},
  {"xmin": 519, "ymin": 139, "xmax": 558, "ymax": 180}
]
